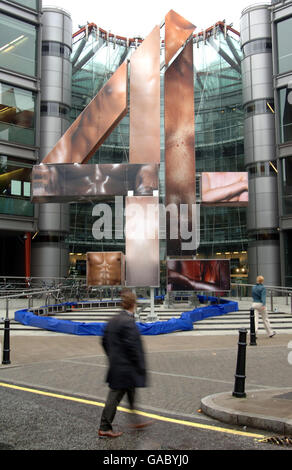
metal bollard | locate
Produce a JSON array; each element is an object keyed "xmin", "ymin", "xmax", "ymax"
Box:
[
  {"xmin": 233, "ymin": 328, "xmax": 247, "ymax": 398},
  {"xmin": 249, "ymin": 309, "xmax": 257, "ymax": 346},
  {"xmin": 2, "ymin": 299, "xmax": 11, "ymax": 365}
]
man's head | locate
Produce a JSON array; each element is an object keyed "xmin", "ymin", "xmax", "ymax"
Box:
[
  {"xmin": 121, "ymin": 290, "xmax": 137, "ymax": 312},
  {"xmin": 256, "ymin": 275, "xmax": 264, "ymax": 284}
]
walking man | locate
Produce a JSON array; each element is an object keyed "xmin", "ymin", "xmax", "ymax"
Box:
[
  {"xmin": 98, "ymin": 290, "xmax": 151, "ymax": 438},
  {"xmin": 252, "ymin": 275, "xmax": 276, "ymax": 338}
]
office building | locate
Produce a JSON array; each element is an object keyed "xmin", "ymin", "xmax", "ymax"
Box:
[{"xmin": 1, "ymin": 0, "xmax": 292, "ymax": 287}]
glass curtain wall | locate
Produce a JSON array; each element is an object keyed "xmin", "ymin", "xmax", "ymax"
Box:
[
  {"xmin": 0, "ymin": 155, "xmax": 33, "ymax": 216},
  {"xmin": 68, "ymin": 26, "xmax": 246, "ymax": 275},
  {"xmin": 193, "ymin": 30, "xmax": 246, "ymax": 261},
  {"xmin": 281, "ymin": 156, "xmax": 292, "ymax": 215},
  {"xmin": 0, "ymin": 82, "xmax": 36, "ymax": 146},
  {"xmin": 69, "ymin": 31, "xmax": 132, "ymax": 256},
  {"xmin": 279, "ymin": 87, "xmax": 292, "ymax": 143},
  {"xmin": 0, "ymin": 12, "xmax": 38, "ymax": 77},
  {"xmin": 276, "ymin": 16, "xmax": 292, "ymax": 74},
  {"xmin": 9, "ymin": 0, "xmax": 39, "ymax": 10}
]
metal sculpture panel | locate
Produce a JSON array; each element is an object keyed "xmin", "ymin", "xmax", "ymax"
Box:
[
  {"xmin": 32, "ymin": 10, "xmax": 244, "ymax": 291},
  {"xmin": 125, "ymin": 196, "xmax": 160, "ymax": 287},
  {"xmin": 129, "ymin": 26, "xmax": 161, "ymax": 164},
  {"xmin": 165, "ymin": 10, "xmax": 195, "ymax": 66},
  {"xmin": 31, "ymin": 163, "xmax": 159, "ymax": 202},
  {"xmin": 42, "ymin": 62, "xmax": 128, "ymax": 164},
  {"xmin": 164, "ymin": 40, "xmax": 196, "ymax": 255}
]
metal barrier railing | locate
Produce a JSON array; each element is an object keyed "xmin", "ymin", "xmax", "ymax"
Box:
[
  {"xmin": 230, "ymin": 283, "xmax": 292, "ymax": 313},
  {"xmin": 1, "ymin": 278, "xmax": 292, "ymax": 365},
  {"xmin": 1, "ymin": 277, "xmax": 292, "ymax": 313}
]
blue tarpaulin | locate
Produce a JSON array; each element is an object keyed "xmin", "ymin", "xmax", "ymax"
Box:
[{"xmin": 14, "ymin": 296, "xmax": 238, "ymax": 336}]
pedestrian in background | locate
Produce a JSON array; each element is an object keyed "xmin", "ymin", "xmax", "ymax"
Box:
[
  {"xmin": 252, "ymin": 275, "xmax": 276, "ymax": 338},
  {"xmin": 98, "ymin": 290, "xmax": 151, "ymax": 438}
]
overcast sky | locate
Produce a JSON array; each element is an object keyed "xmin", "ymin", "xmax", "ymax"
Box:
[{"xmin": 42, "ymin": 0, "xmax": 271, "ymax": 37}]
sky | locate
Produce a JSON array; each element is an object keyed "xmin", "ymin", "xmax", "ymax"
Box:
[{"xmin": 42, "ymin": 0, "xmax": 271, "ymax": 37}]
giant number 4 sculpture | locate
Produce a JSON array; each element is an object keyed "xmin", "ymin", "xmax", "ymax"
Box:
[{"xmin": 34, "ymin": 10, "xmax": 246, "ymax": 288}]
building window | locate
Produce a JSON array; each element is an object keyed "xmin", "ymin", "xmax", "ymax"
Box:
[
  {"xmin": 244, "ymin": 99, "xmax": 274, "ymax": 116},
  {"xmin": 279, "ymin": 88, "xmax": 292, "ymax": 143},
  {"xmin": 0, "ymin": 155, "xmax": 33, "ymax": 217},
  {"xmin": 247, "ymin": 161, "xmax": 278, "ymax": 178},
  {"xmin": 0, "ymin": 13, "xmax": 38, "ymax": 77},
  {"xmin": 0, "ymin": 82, "xmax": 36, "ymax": 146},
  {"xmin": 42, "ymin": 41, "xmax": 71, "ymax": 60},
  {"xmin": 242, "ymin": 39, "xmax": 272, "ymax": 58},
  {"xmin": 41, "ymin": 101, "xmax": 71, "ymax": 120},
  {"xmin": 281, "ymin": 156, "xmax": 292, "ymax": 215},
  {"xmin": 283, "ymin": 230, "xmax": 292, "ymax": 287},
  {"xmin": 276, "ymin": 17, "xmax": 292, "ymax": 74},
  {"xmin": 9, "ymin": 0, "xmax": 39, "ymax": 11}
]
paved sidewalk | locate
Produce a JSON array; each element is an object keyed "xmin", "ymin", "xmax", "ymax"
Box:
[
  {"xmin": 201, "ymin": 388, "xmax": 292, "ymax": 436},
  {"xmin": 1, "ymin": 332, "xmax": 292, "ymax": 438},
  {"xmin": 1, "ymin": 297, "xmax": 292, "ymax": 439}
]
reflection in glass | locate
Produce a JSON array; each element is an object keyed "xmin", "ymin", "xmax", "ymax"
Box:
[
  {"xmin": 0, "ymin": 82, "xmax": 36, "ymax": 146},
  {"xmin": 244, "ymin": 99, "xmax": 274, "ymax": 116},
  {"xmin": 0, "ymin": 156, "xmax": 32, "ymax": 197},
  {"xmin": 279, "ymin": 88, "xmax": 292, "ymax": 143},
  {"xmin": 42, "ymin": 41, "xmax": 71, "ymax": 60},
  {"xmin": 282, "ymin": 156, "xmax": 292, "ymax": 215},
  {"xmin": 283, "ymin": 230, "xmax": 292, "ymax": 287},
  {"xmin": 10, "ymin": 0, "xmax": 39, "ymax": 10},
  {"xmin": 277, "ymin": 17, "xmax": 292, "ymax": 74},
  {"xmin": 0, "ymin": 13, "xmax": 37, "ymax": 76},
  {"xmin": 0, "ymin": 155, "xmax": 33, "ymax": 217}
]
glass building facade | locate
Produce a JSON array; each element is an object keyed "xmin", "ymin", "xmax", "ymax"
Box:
[
  {"xmin": 271, "ymin": 0, "xmax": 292, "ymax": 286},
  {"xmin": 0, "ymin": 12, "xmax": 38, "ymax": 77},
  {"xmin": 0, "ymin": 0, "xmax": 41, "ymax": 277},
  {"xmin": 2, "ymin": 0, "xmax": 292, "ymax": 287}
]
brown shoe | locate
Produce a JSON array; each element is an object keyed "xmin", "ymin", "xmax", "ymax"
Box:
[{"xmin": 98, "ymin": 429, "xmax": 123, "ymax": 438}]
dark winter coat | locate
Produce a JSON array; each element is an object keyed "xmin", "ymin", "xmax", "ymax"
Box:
[{"xmin": 102, "ymin": 310, "xmax": 147, "ymax": 390}]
